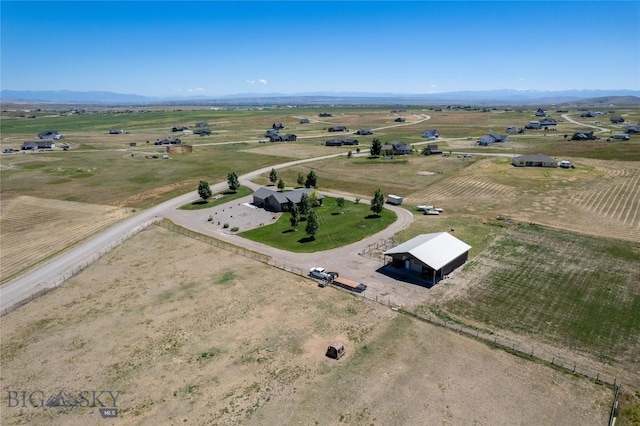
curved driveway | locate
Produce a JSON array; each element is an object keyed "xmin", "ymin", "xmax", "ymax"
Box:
[{"xmin": 1, "ymin": 149, "xmax": 416, "ymax": 311}]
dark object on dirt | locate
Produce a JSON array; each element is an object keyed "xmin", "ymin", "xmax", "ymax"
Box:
[{"xmin": 326, "ymin": 342, "xmax": 345, "ymax": 359}]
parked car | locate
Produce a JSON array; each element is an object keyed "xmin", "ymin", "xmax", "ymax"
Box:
[{"xmin": 309, "ymin": 267, "xmax": 337, "ymax": 281}]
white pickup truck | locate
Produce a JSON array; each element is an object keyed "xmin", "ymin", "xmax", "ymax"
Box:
[{"xmin": 309, "ymin": 267, "xmax": 337, "ymax": 281}]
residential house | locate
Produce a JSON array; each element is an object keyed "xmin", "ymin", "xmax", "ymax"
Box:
[
  {"xmin": 477, "ymin": 134, "xmax": 509, "ymax": 146},
  {"xmin": 612, "ymin": 133, "xmax": 630, "ymax": 140},
  {"xmin": 624, "ymin": 125, "xmax": 640, "ymax": 134},
  {"xmin": 421, "ymin": 129, "xmax": 440, "ymax": 139},
  {"xmin": 525, "ymin": 121, "xmax": 542, "ymax": 130},
  {"xmin": 389, "ymin": 141, "xmax": 413, "ymax": 155},
  {"xmin": 194, "ymin": 121, "xmax": 208, "ymax": 127},
  {"xmin": 539, "ymin": 118, "xmax": 557, "ymax": 126},
  {"xmin": 109, "ymin": 129, "xmax": 124, "ymax": 134},
  {"xmin": 270, "ymin": 133, "xmax": 297, "ymax": 142},
  {"xmin": 319, "ymin": 112, "xmax": 333, "ymax": 117},
  {"xmin": 571, "ymin": 131, "xmax": 597, "ymax": 140},
  {"xmin": 172, "ymin": 126, "xmax": 189, "ymax": 132},
  {"xmin": 272, "ymin": 122, "xmax": 285, "ymax": 130},
  {"xmin": 512, "ymin": 154, "xmax": 557, "ymax": 167},
  {"xmin": 193, "ymin": 128, "xmax": 211, "ymax": 136},
  {"xmin": 506, "ymin": 126, "xmax": 525, "ymax": 134},
  {"xmin": 394, "ymin": 117, "xmax": 406, "ymax": 122},
  {"xmin": 610, "ymin": 116, "xmax": 624, "ymax": 123},
  {"xmin": 355, "ymin": 129, "xmax": 373, "ymax": 135},
  {"xmin": 154, "ymin": 137, "xmax": 182, "ymax": 145},
  {"xmin": 328, "ymin": 126, "xmax": 348, "ymax": 132},
  {"xmin": 21, "ymin": 141, "xmax": 55, "ymax": 150},
  {"xmin": 264, "ymin": 129, "xmax": 279, "ymax": 138},
  {"xmin": 325, "ymin": 138, "xmax": 358, "ymax": 146},
  {"xmin": 423, "ymin": 144, "xmax": 443, "ymax": 155},
  {"xmin": 299, "ymin": 118, "xmax": 310, "ymax": 124},
  {"xmin": 580, "ymin": 111, "xmax": 597, "ymax": 118},
  {"xmin": 535, "ymin": 108, "xmax": 546, "ymax": 117},
  {"xmin": 252, "ymin": 187, "xmax": 324, "ymax": 212},
  {"xmin": 38, "ymin": 130, "xmax": 62, "ymax": 140}
]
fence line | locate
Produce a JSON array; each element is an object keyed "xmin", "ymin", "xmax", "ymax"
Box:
[{"xmin": 1, "ymin": 219, "xmax": 158, "ymax": 317}]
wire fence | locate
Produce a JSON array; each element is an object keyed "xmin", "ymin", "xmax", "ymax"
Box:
[{"xmin": 0, "ymin": 219, "xmax": 158, "ymax": 317}]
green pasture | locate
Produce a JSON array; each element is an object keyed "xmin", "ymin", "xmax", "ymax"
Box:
[
  {"xmin": 179, "ymin": 186, "xmax": 253, "ymax": 210},
  {"xmin": 443, "ymin": 224, "xmax": 640, "ymax": 362},
  {"xmin": 239, "ymin": 197, "xmax": 396, "ymax": 252}
]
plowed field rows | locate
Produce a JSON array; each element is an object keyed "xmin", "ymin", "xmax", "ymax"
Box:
[{"xmin": 0, "ymin": 196, "xmax": 128, "ymax": 282}]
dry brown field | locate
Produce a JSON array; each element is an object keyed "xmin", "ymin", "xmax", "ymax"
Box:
[
  {"xmin": 0, "ymin": 196, "xmax": 131, "ymax": 283},
  {"xmin": 0, "ymin": 226, "xmax": 612, "ymax": 425}
]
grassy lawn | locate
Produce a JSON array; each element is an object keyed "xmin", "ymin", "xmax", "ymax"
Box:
[
  {"xmin": 443, "ymin": 224, "xmax": 640, "ymax": 363},
  {"xmin": 240, "ymin": 197, "xmax": 396, "ymax": 252},
  {"xmin": 179, "ymin": 186, "xmax": 252, "ymax": 210}
]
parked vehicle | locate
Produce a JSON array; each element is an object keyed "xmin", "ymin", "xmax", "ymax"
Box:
[
  {"xmin": 309, "ymin": 267, "xmax": 337, "ymax": 281},
  {"xmin": 326, "ymin": 342, "xmax": 345, "ymax": 360},
  {"xmin": 332, "ymin": 276, "xmax": 367, "ymax": 293}
]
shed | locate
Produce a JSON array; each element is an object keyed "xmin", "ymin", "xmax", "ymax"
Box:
[{"xmin": 384, "ymin": 233, "xmax": 471, "ymax": 283}]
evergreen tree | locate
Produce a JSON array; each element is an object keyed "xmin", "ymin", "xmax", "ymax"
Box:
[
  {"xmin": 305, "ymin": 170, "xmax": 317, "ymax": 188},
  {"xmin": 370, "ymin": 188, "xmax": 385, "ymax": 216},
  {"xmin": 305, "ymin": 208, "xmax": 319, "ymax": 240},
  {"xmin": 197, "ymin": 180, "xmax": 212, "ymax": 201},
  {"xmin": 227, "ymin": 172, "xmax": 240, "ymax": 192},
  {"xmin": 299, "ymin": 193, "xmax": 311, "ymax": 217},
  {"xmin": 277, "ymin": 178, "xmax": 285, "ymax": 191},
  {"xmin": 269, "ymin": 168, "xmax": 278, "ymax": 185},
  {"xmin": 370, "ymin": 138, "xmax": 382, "ymax": 157},
  {"xmin": 296, "ymin": 173, "xmax": 305, "ymax": 188},
  {"xmin": 289, "ymin": 203, "xmax": 300, "ymax": 229}
]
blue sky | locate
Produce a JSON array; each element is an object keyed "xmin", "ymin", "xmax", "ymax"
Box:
[{"xmin": 2, "ymin": 1, "xmax": 639, "ymax": 97}]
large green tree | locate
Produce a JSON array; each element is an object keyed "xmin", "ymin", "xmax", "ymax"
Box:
[
  {"xmin": 305, "ymin": 170, "xmax": 317, "ymax": 188},
  {"xmin": 277, "ymin": 178, "xmax": 285, "ymax": 191},
  {"xmin": 269, "ymin": 168, "xmax": 278, "ymax": 185},
  {"xmin": 296, "ymin": 173, "xmax": 305, "ymax": 188},
  {"xmin": 197, "ymin": 180, "xmax": 212, "ymax": 201},
  {"xmin": 289, "ymin": 203, "xmax": 300, "ymax": 229},
  {"xmin": 370, "ymin": 138, "xmax": 382, "ymax": 157},
  {"xmin": 227, "ymin": 172, "xmax": 240, "ymax": 192},
  {"xmin": 299, "ymin": 193, "xmax": 311, "ymax": 217},
  {"xmin": 371, "ymin": 188, "xmax": 385, "ymax": 216},
  {"xmin": 305, "ymin": 208, "xmax": 319, "ymax": 240}
]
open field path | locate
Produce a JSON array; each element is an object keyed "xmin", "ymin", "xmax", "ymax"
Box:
[{"xmin": 561, "ymin": 113, "xmax": 610, "ymax": 133}]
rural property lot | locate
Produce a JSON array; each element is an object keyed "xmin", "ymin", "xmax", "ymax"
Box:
[{"xmin": 0, "ymin": 226, "xmax": 611, "ymax": 425}]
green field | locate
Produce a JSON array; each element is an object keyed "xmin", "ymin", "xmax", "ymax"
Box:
[
  {"xmin": 240, "ymin": 197, "xmax": 396, "ymax": 252},
  {"xmin": 442, "ymin": 224, "xmax": 640, "ymax": 364}
]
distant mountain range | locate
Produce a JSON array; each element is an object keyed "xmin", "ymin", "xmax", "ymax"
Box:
[{"xmin": 2, "ymin": 89, "xmax": 639, "ymax": 106}]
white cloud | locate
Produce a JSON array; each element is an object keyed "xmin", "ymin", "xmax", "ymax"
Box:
[
  {"xmin": 247, "ymin": 79, "xmax": 268, "ymax": 85},
  {"xmin": 430, "ymin": 84, "xmax": 437, "ymax": 88},
  {"xmin": 186, "ymin": 87, "xmax": 206, "ymax": 93},
  {"xmin": 258, "ymin": 79, "xmax": 267, "ymax": 85},
  {"xmin": 518, "ymin": 77, "xmax": 525, "ymax": 81},
  {"xmin": 247, "ymin": 80, "xmax": 256, "ymax": 84}
]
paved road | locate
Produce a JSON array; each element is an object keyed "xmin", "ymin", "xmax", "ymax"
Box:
[{"xmin": 1, "ymin": 116, "xmax": 434, "ymax": 312}]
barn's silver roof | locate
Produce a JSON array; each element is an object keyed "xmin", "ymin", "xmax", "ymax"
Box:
[{"xmin": 384, "ymin": 232, "xmax": 471, "ymax": 270}]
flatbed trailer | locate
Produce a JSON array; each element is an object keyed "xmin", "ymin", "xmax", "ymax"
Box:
[{"xmin": 332, "ymin": 276, "xmax": 367, "ymax": 293}]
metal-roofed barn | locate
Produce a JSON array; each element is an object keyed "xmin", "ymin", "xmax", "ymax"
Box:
[{"xmin": 383, "ymin": 232, "xmax": 471, "ymax": 284}]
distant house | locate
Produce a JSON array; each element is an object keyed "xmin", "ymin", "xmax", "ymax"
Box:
[
  {"xmin": 421, "ymin": 129, "xmax": 440, "ymax": 139},
  {"xmin": 571, "ymin": 131, "xmax": 597, "ymax": 140},
  {"xmin": 539, "ymin": 118, "xmax": 557, "ymax": 126},
  {"xmin": 535, "ymin": 108, "xmax": 546, "ymax": 117},
  {"xmin": 477, "ymin": 134, "xmax": 509, "ymax": 146},
  {"xmin": 271, "ymin": 133, "xmax": 297, "ymax": 142},
  {"xmin": 512, "ymin": 154, "xmax": 557, "ymax": 168},
  {"xmin": 580, "ymin": 111, "xmax": 596, "ymax": 118},
  {"xmin": 525, "ymin": 121, "xmax": 542, "ymax": 130},
  {"xmin": 394, "ymin": 117, "xmax": 406, "ymax": 122},
  {"xmin": 325, "ymin": 138, "xmax": 358, "ymax": 146},
  {"xmin": 193, "ymin": 128, "xmax": 211, "ymax": 136},
  {"xmin": 319, "ymin": 112, "xmax": 333, "ymax": 117},
  {"xmin": 299, "ymin": 118, "xmax": 310, "ymax": 124},
  {"xmin": 264, "ymin": 129, "xmax": 279, "ymax": 138},
  {"xmin": 506, "ymin": 126, "xmax": 525, "ymax": 134},
  {"xmin": 355, "ymin": 129, "xmax": 373, "ymax": 135},
  {"xmin": 109, "ymin": 129, "xmax": 124, "ymax": 134},
  {"xmin": 21, "ymin": 140, "xmax": 55, "ymax": 150},
  {"xmin": 38, "ymin": 130, "xmax": 62, "ymax": 140},
  {"xmin": 424, "ymin": 144, "xmax": 443, "ymax": 155},
  {"xmin": 154, "ymin": 137, "xmax": 182, "ymax": 145},
  {"xmin": 172, "ymin": 126, "xmax": 189, "ymax": 132},
  {"xmin": 556, "ymin": 109, "xmax": 569, "ymax": 113},
  {"xmin": 624, "ymin": 125, "xmax": 640, "ymax": 134},
  {"xmin": 328, "ymin": 126, "xmax": 348, "ymax": 132},
  {"xmin": 194, "ymin": 121, "xmax": 208, "ymax": 127},
  {"xmin": 389, "ymin": 141, "xmax": 413, "ymax": 155},
  {"xmin": 272, "ymin": 122, "xmax": 284, "ymax": 130},
  {"xmin": 252, "ymin": 187, "xmax": 324, "ymax": 212},
  {"xmin": 610, "ymin": 116, "xmax": 624, "ymax": 123}
]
